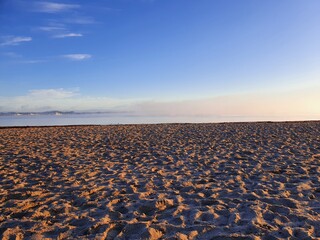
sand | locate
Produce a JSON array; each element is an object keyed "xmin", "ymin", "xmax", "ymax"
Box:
[{"xmin": 0, "ymin": 122, "xmax": 319, "ymax": 239}]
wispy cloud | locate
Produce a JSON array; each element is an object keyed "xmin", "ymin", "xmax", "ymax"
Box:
[
  {"xmin": 2, "ymin": 51, "xmax": 46, "ymax": 64},
  {"xmin": 2, "ymin": 52, "xmax": 22, "ymax": 58},
  {"xmin": 17, "ymin": 60, "xmax": 47, "ymax": 64},
  {"xmin": 0, "ymin": 36, "xmax": 32, "ymax": 46},
  {"xmin": 64, "ymin": 16, "xmax": 96, "ymax": 24},
  {"xmin": 29, "ymin": 88, "xmax": 78, "ymax": 98},
  {"xmin": 38, "ymin": 26, "xmax": 66, "ymax": 32},
  {"xmin": 33, "ymin": 2, "xmax": 80, "ymax": 13},
  {"xmin": 63, "ymin": 54, "xmax": 92, "ymax": 61},
  {"xmin": 37, "ymin": 23, "xmax": 83, "ymax": 38},
  {"xmin": 0, "ymin": 88, "xmax": 127, "ymax": 112},
  {"xmin": 53, "ymin": 33, "xmax": 83, "ymax": 38}
]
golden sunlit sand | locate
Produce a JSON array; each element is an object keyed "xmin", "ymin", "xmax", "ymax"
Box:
[{"xmin": 0, "ymin": 122, "xmax": 319, "ymax": 239}]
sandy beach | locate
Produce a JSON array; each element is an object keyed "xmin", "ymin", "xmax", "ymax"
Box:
[{"xmin": 0, "ymin": 122, "xmax": 319, "ymax": 239}]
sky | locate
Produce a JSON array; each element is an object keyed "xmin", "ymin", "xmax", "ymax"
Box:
[{"xmin": 0, "ymin": 0, "xmax": 320, "ymax": 121}]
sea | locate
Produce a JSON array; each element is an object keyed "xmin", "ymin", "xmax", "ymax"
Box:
[
  {"xmin": 0, "ymin": 112, "xmax": 313, "ymax": 127},
  {"xmin": 0, "ymin": 113, "xmax": 229, "ymax": 127}
]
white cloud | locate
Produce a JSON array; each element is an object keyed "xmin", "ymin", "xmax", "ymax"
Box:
[
  {"xmin": 33, "ymin": 2, "xmax": 80, "ymax": 13},
  {"xmin": 38, "ymin": 26, "xmax": 66, "ymax": 32},
  {"xmin": 64, "ymin": 16, "xmax": 96, "ymax": 24},
  {"xmin": 0, "ymin": 36, "xmax": 32, "ymax": 46},
  {"xmin": 1, "ymin": 87, "xmax": 319, "ymax": 122},
  {"xmin": 29, "ymin": 88, "xmax": 77, "ymax": 98},
  {"xmin": 0, "ymin": 88, "xmax": 130, "ymax": 112},
  {"xmin": 53, "ymin": 33, "xmax": 83, "ymax": 38},
  {"xmin": 37, "ymin": 23, "xmax": 82, "ymax": 38},
  {"xmin": 0, "ymin": 88, "xmax": 79, "ymax": 112},
  {"xmin": 2, "ymin": 51, "xmax": 46, "ymax": 64},
  {"xmin": 17, "ymin": 60, "xmax": 46, "ymax": 64},
  {"xmin": 63, "ymin": 54, "xmax": 92, "ymax": 61}
]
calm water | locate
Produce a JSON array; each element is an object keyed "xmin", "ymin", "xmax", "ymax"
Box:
[
  {"xmin": 0, "ymin": 113, "xmax": 313, "ymax": 127},
  {"xmin": 0, "ymin": 113, "xmax": 228, "ymax": 127}
]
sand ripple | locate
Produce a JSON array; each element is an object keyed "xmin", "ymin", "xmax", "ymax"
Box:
[{"xmin": 0, "ymin": 122, "xmax": 320, "ymax": 239}]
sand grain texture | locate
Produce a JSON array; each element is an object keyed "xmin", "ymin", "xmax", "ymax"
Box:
[{"xmin": 0, "ymin": 122, "xmax": 320, "ymax": 239}]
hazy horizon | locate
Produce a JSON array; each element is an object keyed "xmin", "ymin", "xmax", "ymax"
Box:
[{"xmin": 1, "ymin": 0, "xmax": 320, "ymax": 122}]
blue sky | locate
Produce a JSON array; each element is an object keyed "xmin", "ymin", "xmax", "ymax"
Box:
[{"xmin": 0, "ymin": 0, "xmax": 320, "ymax": 120}]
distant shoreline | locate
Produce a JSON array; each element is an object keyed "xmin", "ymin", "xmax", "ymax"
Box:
[{"xmin": 0, "ymin": 111, "xmax": 127, "ymax": 117}]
